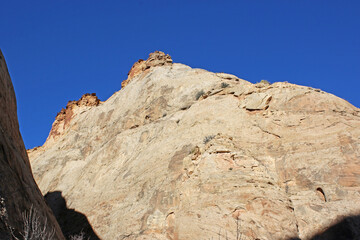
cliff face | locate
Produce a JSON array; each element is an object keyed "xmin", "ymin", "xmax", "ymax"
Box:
[
  {"xmin": 29, "ymin": 52, "xmax": 360, "ymax": 240},
  {"xmin": 0, "ymin": 50, "xmax": 64, "ymax": 239}
]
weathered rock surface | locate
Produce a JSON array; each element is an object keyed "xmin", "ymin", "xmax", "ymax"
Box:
[
  {"xmin": 29, "ymin": 52, "xmax": 360, "ymax": 240},
  {"xmin": 0, "ymin": 50, "xmax": 64, "ymax": 239},
  {"xmin": 121, "ymin": 51, "xmax": 172, "ymax": 89},
  {"xmin": 45, "ymin": 93, "xmax": 101, "ymax": 147}
]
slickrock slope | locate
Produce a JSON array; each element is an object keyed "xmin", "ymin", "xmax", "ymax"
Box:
[
  {"xmin": 29, "ymin": 52, "xmax": 360, "ymax": 240},
  {"xmin": 0, "ymin": 50, "xmax": 64, "ymax": 239}
]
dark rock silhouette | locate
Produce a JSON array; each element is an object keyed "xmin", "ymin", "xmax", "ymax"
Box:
[
  {"xmin": 286, "ymin": 215, "xmax": 360, "ymax": 240},
  {"xmin": 0, "ymin": 49, "xmax": 64, "ymax": 239},
  {"xmin": 45, "ymin": 191, "xmax": 100, "ymax": 240},
  {"xmin": 308, "ymin": 215, "xmax": 360, "ymax": 240}
]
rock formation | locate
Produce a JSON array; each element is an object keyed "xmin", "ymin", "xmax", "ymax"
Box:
[
  {"xmin": 121, "ymin": 51, "xmax": 173, "ymax": 89},
  {"xmin": 29, "ymin": 51, "xmax": 360, "ymax": 239},
  {"xmin": 0, "ymin": 49, "xmax": 64, "ymax": 239},
  {"xmin": 44, "ymin": 93, "xmax": 101, "ymax": 147}
]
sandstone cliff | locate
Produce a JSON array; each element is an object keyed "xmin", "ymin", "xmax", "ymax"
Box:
[
  {"xmin": 29, "ymin": 52, "xmax": 360, "ymax": 240},
  {"xmin": 0, "ymin": 50, "xmax": 65, "ymax": 239}
]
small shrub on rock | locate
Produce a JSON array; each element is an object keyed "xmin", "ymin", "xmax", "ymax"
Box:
[
  {"xmin": 260, "ymin": 80, "xmax": 270, "ymax": 85},
  {"xmin": 221, "ymin": 82, "xmax": 230, "ymax": 88},
  {"xmin": 203, "ymin": 135, "xmax": 215, "ymax": 144},
  {"xmin": 195, "ymin": 90, "xmax": 205, "ymax": 100}
]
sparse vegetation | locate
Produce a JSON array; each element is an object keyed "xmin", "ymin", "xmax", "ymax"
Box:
[
  {"xmin": 195, "ymin": 90, "xmax": 205, "ymax": 100},
  {"xmin": 208, "ymin": 218, "xmax": 242, "ymax": 240},
  {"xmin": 221, "ymin": 82, "xmax": 230, "ymax": 88},
  {"xmin": 259, "ymin": 80, "xmax": 270, "ymax": 85},
  {"xmin": 70, "ymin": 232, "xmax": 88, "ymax": 240},
  {"xmin": 0, "ymin": 196, "xmax": 14, "ymax": 239},
  {"xmin": 8, "ymin": 206, "xmax": 56, "ymax": 240},
  {"xmin": 1, "ymin": 203, "xmax": 88, "ymax": 240},
  {"xmin": 236, "ymin": 218, "xmax": 242, "ymax": 240},
  {"xmin": 203, "ymin": 135, "xmax": 215, "ymax": 144}
]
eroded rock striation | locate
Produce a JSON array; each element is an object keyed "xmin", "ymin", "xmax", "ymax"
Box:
[
  {"xmin": 0, "ymin": 50, "xmax": 64, "ymax": 239},
  {"xmin": 29, "ymin": 51, "xmax": 360, "ymax": 240}
]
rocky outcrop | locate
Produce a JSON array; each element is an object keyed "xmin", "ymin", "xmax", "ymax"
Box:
[
  {"xmin": 29, "ymin": 52, "xmax": 360, "ymax": 239},
  {"xmin": 121, "ymin": 51, "xmax": 172, "ymax": 89},
  {"xmin": 0, "ymin": 50, "xmax": 64, "ymax": 239},
  {"xmin": 45, "ymin": 93, "xmax": 101, "ymax": 147}
]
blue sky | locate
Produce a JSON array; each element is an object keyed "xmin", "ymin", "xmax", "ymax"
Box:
[{"xmin": 1, "ymin": 1, "xmax": 359, "ymax": 149}]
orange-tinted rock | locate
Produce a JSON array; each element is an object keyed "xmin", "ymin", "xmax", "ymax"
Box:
[
  {"xmin": 46, "ymin": 93, "xmax": 100, "ymax": 146},
  {"xmin": 121, "ymin": 51, "xmax": 172, "ymax": 89}
]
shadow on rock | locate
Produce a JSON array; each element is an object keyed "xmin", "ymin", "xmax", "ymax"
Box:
[
  {"xmin": 309, "ymin": 215, "xmax": 360, "ymax": 240},
  {"xmin": 44, "ymin": 191, "xmax": 101, "ymax": 240},
  {"xmin": 288, "ymin": 214, "xmax": 360, "ymax": 240}
]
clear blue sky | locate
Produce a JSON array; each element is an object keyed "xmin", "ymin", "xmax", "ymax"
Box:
[{"xmin": 1, "ymin": 1, "xmax": 359, "ymax": 149}]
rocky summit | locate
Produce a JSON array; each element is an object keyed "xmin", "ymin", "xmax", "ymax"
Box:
[{"xmin": 28, "ymin": 51, "xmax": 360, "ymax": 240}]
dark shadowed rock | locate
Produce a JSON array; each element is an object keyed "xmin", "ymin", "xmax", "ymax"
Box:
[
  {"xmin": 0, "ymin": 49, "xmax": 64, "ymax": 239},
  {"xmin": 45, "ymin": 191, "xmax": 100, "ymax": 240}
]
